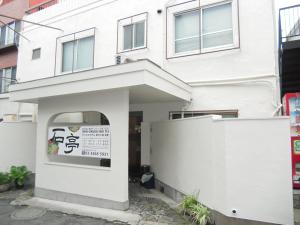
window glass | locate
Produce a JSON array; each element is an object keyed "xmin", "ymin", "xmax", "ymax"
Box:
[
  {"xmin": 170, "ymin": 110, "xmax": 238, "ymax": 120},
  {"xmin": 134, "ymin": 21, "xmax": 145, "ymax": 48},
  {"xmin": 62, "ymin": 41, "xmax": 74, "ymax": 73},
  {"xmin": 123, "ymin": 24, "xmax": 133, "ymax": 50},
  {"xmin": 0, "ymin": 26, "xmax": 5, "ymax": 47},
  {"xmin": 0, "ymin": 69, "xmax": 2, "ymax": 93},
  {"xmin": 6, "ymin": 22, "xmax": 15, "ymax": 45},
  {"xmin": 202, "ymin": 3, "xmax": 233, "ymax": 48},
  {"xmin": 74, "ymin": 36, "xmax": 94, "ymax": 71},
  {"xmin": 175, "ymin": 10, "xmax": 200, "ymax": 53},
  {"xmin": 0, "ymin": 67, "xmax": 13, "ymax": 93},
  {"xmin": 32, "ymin": 48, "xmax": 41, "ymax": 60}
]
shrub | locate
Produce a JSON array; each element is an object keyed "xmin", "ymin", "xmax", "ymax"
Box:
[
  {"xmin": 0, "ymin": 172, "xmax": 11, "ymax": 185},
  {"xmin": 9, "ymin": 166, "xmax": 31, "ymax": 187},
  {"xmin": 190, "ymin": 203, "xmax": 212, "ymax": 225},
  {"xmin": 179, "ymin": 194, "xmax": 198, "ymax": 215},
  {"xmin": 179, "ymin": 193, "xmax": 212, "ymax": 225}
]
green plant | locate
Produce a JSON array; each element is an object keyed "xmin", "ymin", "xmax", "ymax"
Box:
[
  {"xmin": 179, "ymin": 192, "xmax": 212, "ymax": 225},
  {"xmin": 9, "ymin": 166, "xmax": 31, "ymax": 187},
  {"xmin": 179, "ymin": 194, "xmax": 198, "ymax": 215},
  {"xmin": 190, "ymin": 203, "xmax": 212, "ymax": 225},
  {"xmin": 0, "ymin": 172, "xmax": 11, "ymax": 185}
]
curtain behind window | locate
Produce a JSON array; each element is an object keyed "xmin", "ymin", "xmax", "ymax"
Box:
[
  {"xmin": 134, "ymin": 21, "xmax": 145, "ymax": 48},
  {"xmin": 175, "ymin": 10, "xmax": 200, "ymax": 53},
  {"xmin": 202, "ymin": 3, "xmax": 233, "ymax": 48},
  {"xmin": 75, "ymin": 36, "xmax": 94, "ymax": 71},
  {"xmin": 62, "ymin": 41, "xmax": 74, "ymax": 72}
]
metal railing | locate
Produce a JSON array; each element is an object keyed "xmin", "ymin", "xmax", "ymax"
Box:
[
  {"xmin": 0, "ymin": 77, "xmax": 17, "ymax": 94},
  {"xmin": 278, "ymin": 5, "xmax": 300, "ymax": 97},
  {"xmin": 26, "ymin": 0, "xmax": 58, "ymax": 14},
  {"xmin": 279, "ymin": 4, "xmax": 300, "ymax": 44}
]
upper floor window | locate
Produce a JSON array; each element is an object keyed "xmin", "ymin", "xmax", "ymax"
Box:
[
  {"xmin": 167, "ymin": 0, "xmax": 239, "ymax": 58},
  {"xmin": 117, "ymin": 13, "xmax": 148, "ymax": 53},
  {"xmin": 175, "ymin": 10, "xmax": 200, "ymax": 53},
  {"xmin": 123, "ymin": 21, "xmax": 145, "ymax": 51},
  {"xmin": 0, "ymin": 66, "xmax": 16, "ymax": 94},
  {"xmin": 0, "ymin": 21, "xmax": 20, "ymax": 48},
  {"xmin": 62, "ymin": 36, "xmax": 94, "ymax": 73},
  {"xmin": 55, "ymin": 28, "xmax": 95, "ymax": 75}
]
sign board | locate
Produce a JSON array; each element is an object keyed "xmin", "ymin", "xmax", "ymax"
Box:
[{"xmin": 48, "ymin": 126, "xmax": 110, "ymax": 159}]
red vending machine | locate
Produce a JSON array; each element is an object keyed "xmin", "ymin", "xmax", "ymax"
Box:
[{"xmin": 283, "ymin": 93, "xmax": 300, "ymax": 188}]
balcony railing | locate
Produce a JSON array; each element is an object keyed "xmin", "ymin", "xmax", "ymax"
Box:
[
  {"xmin": 0, "ymin": 77, "xmax": 17, "ymax": 94},
  {"xmin": 26, "ymin": 0, "xmax": 58, "ymax": 14},
  {"xmin": 279, "ymin": 4, "xmax": 300, "ymax": 43},
  {"xmin": 0, "ymin": 21, "xmax": 20, "ymax": 52}
]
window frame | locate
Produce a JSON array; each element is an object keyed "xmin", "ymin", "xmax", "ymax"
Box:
[
  {"xmin": 169, "ymin": 110, "xmax": 239, "ymax": 120},
  {"xmin": 200, "ymin": 2, "xmax": 235, "ymax": 53},
  {"xmin": 5, "ymin": 21, "xmax": 15, "ymax": 45},
  {"xmin": 117, "ymin": 12, "xmax": 148, "ymax": 54},
  {"xmin": 166, "ymin": 0, "xmax": 239, "ymax": 59},
  {"xmin": 0, "ymin": 66, "xmax": 17, "ymax": 94},
  {"xmin": 32, "ymin": 48, "xmax": 41, "ymax": 60},
  {"xmin": 55, "ymin": 28, "xmax": 96, "ymax": 76},
  {"xmin": 174, "ymin": 9, "xmax": 201, "ymax": 55}
]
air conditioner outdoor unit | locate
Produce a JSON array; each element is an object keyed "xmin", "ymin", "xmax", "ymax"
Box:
[{"xmin": 115, "ymin": 55, "xmax": 136, "ymax": 65}]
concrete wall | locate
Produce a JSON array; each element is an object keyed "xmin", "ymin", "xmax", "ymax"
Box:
[
  {"xmin": 0, "ymin": 97, "xmax": 36, "ymax": 119},
  {"xmin": 0, "ymin": 122, "xmax": 36, "ymax": 172},
  {"xmin": 151, "ymin": 116, "xmax": 293, "ymax": 225},
  {"xmin": 35, "ymin": 89, "xmax": 129, "ymax": 209},
  {"xmin": 130, "ymin": 102, "xmax": 184, "ymax": 165},
  {"xmin": 14, "ymin": 0, "xmax": 280, "ymax": 118}
]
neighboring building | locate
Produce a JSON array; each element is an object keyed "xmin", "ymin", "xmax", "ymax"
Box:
[
  {"xmin": 2, "ymin": 1, "xmax": 294, "ymax": 225},
  {"xmin": 0, "ymin": 0, "xmax": 57, "ymax": 121}
]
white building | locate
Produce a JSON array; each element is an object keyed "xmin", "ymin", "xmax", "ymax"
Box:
[{"xmin": 0, "ymin": 0, "xmax": 294, "ymax": 225}]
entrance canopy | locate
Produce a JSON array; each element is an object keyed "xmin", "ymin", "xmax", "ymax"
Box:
[{"xmin": 9, "ymin": 60, "xmax": 192, "ymax": 104}]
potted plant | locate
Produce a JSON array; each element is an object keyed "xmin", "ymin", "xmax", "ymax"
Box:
[
  {"xmin": 9, "ymin": 166, "xmax": 31, "ymax": 189},
  {"xmin": 0, "ymin": 172, "xmax": 11, "ymax": 193}
]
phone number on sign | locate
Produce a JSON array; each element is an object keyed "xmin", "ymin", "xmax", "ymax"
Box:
[{"xmin": 82, "ymin": 151, "xmax": 109, "ymax": 157}]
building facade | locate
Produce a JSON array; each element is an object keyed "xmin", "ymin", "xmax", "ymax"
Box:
[
  {"xmin": 9, "ymin": 0, "xmax": 279, "ymax": 119},
  {"xmin": 2, "ymin": 0, "xmax": 294, "ymax": 225},
  {"xmin": 0, "ymin": 0, "xmax": 56, "ymax": 121}
]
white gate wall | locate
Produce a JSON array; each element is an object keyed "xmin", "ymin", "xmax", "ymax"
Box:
[
  {"xmin": 151, "ymin": 116, "xmax": 293, "ymax": 225},
  {"xmin": 0, "ymin": 122, "xmax": 36, "ymax": 172}
]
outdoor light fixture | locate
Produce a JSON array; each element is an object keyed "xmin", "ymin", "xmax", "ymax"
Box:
[{"xmin": 157, "ymin": 9, "xmax": 162, "ymax": 14}]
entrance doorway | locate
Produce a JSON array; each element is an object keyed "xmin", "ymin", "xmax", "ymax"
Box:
[{"xmin": 129, "ymin": 111, "xmax": 143, "ymax": 179}]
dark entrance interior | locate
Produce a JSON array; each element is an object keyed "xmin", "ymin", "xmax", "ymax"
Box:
[{"xmin": 129, "ymin": 111, "xmax": 143, "ymax": 179}]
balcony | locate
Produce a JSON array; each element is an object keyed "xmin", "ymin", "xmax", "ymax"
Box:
[
  {"xmin": 0, "ymin": 21, "xmax": 20, "ymax": 53},
  {"xmin": 279, "ymin": 5, "xmax": 300, "ymax": 96},
  {"xmin": 26, "ymin": 0, "xmax": 58, "ymax": 14}
]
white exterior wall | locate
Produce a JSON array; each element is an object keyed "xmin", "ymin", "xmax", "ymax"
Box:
[
  {"xmin": 151, "ymin": 116, "xmax": 293, "ymax": 225},
  {"xmin": 0, "ymin": 95, "xmax": 36, "ymax": 119},
  {"xmin": 0, "ymin": 122, "xmax": 36, "ymax": 172},
  {"xmin": 13, "ymin": 0, "xmax": 279, "ymax": 118},
  {"xmin": 130, "ymin": 102, "xmax": 184, "ymax": 165},
  {"xmin": 35, "ymin": 89, "xmax": 129, "ymax": 204}
]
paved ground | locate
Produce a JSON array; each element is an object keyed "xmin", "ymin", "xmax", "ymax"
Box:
[{"xmin": 0, "ymin": 184, "xmax": 189, "ymax": 225}]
